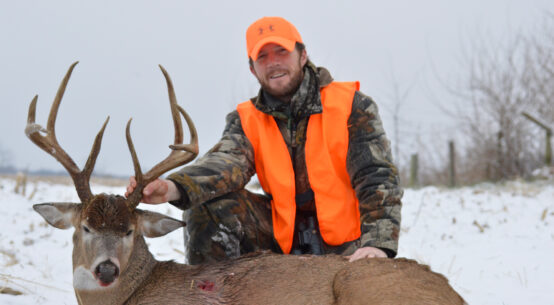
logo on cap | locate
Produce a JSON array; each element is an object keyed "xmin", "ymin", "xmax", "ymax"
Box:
[{"xmin": 258, "ymin": 25, "xmax": 275, "ymax": 35}]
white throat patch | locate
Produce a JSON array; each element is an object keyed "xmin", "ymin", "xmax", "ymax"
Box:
[{"xmin": 73, "ymin": 265, "xmax": 100, "ymax": 291}]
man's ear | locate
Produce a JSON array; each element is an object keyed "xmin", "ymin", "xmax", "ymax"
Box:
[
  {"xmin": 249, "ymin": 64, "xmax": 258, "ymax": 78},
  {"xmin": 33, "ymin": 203, "xmax": 81, "ymax": 229},
  {"xmin": 300, "ymin": 49, "xmax": 308, "ymax": 67}
]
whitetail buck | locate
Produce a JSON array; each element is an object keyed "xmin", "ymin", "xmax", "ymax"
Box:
[{"xmin": 27, "ymin": 62, "xmax": 466, "ymax": 305}]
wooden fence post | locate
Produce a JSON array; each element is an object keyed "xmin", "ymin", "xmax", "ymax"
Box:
[
  {"xmin": 410, "ymin": 153, "xmax": 418, "ymax": 187},
  {"xmin": 522, "ymin": 112, "xmax": 552, "ymax": 166},
  {"xmin": 496, "ymin": 131, "xmax": 504, "ymax": 181},
  {"xmin": 449, "ymin": 141, "xmax": 456, "ymax": 187}
]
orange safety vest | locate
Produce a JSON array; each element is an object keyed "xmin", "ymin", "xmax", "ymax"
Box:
[{"xmin": 237, "ymin": 81, "xmax": 361, "ymax": 254}]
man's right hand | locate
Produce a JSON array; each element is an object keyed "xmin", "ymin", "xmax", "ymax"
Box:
[{"xmin": 125, "ymin": 177, "xmax": 180, "ymax": 204}]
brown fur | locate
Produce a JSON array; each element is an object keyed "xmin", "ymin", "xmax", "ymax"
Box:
[
  {"xmin": 332, "ymin": 258, "xmax": 465, "ymax": 305},
  {"xmin": 83, "ymin": 194, "xmax": 132, "ymax": 232},
  {"xmin": 35, "ymin": 195, "xmax": 466, "ymax": 305},
  {"xmin": 123, "ymin": 251, "xmax": 465, "ymax": 305}
]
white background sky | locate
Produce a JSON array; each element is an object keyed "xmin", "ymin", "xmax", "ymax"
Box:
[{"xmin": 1, "ymin": 0, "xmax": 553, "ymax": 177}]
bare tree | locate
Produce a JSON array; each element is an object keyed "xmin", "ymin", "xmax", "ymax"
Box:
[
  {"xmin": 380, "ymin": 62, "xmax": 422, "ymax": 187},
  {"xmin": 437, "ymin": 12, "xmax": 554, "ymax": 183},
  {"xmin": 381, "ymin": 67, "xmax": 418, "ymax": 162}
]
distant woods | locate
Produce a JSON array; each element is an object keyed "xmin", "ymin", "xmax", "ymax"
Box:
[
  {"xmin": 397, "ymin": 12, "xmax": 554, "ymax": 186},
  {"xmin": 0, "ymin": 143, "xmax": 14, "ymax": 171}
]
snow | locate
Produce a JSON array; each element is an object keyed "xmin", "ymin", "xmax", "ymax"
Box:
[{"xmin": 0, "ymin": 177, "xmax": 553, "ymax": 304}]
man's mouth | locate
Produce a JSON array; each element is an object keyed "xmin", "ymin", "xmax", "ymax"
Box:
[{"xmin": 270, "ymin": 73, "xmax": 286, "ymax": 79}]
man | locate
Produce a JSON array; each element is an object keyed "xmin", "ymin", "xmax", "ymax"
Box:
[{"xmin": 126, "ymin": 16, "xmax": 402, "ymax": 265}]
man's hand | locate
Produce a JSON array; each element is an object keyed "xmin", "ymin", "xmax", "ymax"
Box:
[
  {"xmin": 346, "ymin": 246, "xmax": 387, "ymax": 262},
  {"xmin": 125, "ymin": 177, "xmax": 180, "ymax": 204}
]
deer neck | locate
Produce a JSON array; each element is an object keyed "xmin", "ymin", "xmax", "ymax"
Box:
[{"xmin": 73, "ymin": 237, "xmax": 157, "ymax": 305}]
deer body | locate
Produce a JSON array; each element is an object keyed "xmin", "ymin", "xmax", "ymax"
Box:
[
  {"xmin": 28, "ymin": 63, "xmax": 465, "ymax": 305},
  {"xmin": 126, "ymin": 254, "xmax": 347, "ymax": 305},
  {"xmin": 36, "ymin": 194, "xmax": 464, "ymax": 305}
]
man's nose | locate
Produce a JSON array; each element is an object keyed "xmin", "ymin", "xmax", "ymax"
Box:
[{"xmin": 266, "ymin": 52, "xmax": 280, "ymax": 64}]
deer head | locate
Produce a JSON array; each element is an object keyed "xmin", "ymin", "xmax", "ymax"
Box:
[{"xmin": 27, "ymin": 62, "xmax": 198, "ymax": 291}]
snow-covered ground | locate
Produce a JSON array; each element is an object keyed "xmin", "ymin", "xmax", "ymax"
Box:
[{"xmin": 0, "ymin": 176, "xmax": 553, "ymax": 304}]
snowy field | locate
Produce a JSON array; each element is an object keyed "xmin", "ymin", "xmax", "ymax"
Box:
[{"xmin": 0, "ymin": 175, "xmax": 553, "ymax": 305}]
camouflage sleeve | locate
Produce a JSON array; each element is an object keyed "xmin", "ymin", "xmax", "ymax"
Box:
[
  {"xmin": 346, "ymin": 91, "xmax": 403, "ymax": 257},
  {"xmin": 167, "ymin": 110, "xmax": 256, "ymax": 210}
]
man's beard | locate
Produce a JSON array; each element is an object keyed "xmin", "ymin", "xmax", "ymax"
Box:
[{"xmin": 259, "ymin": 67, "xmax": 304, "ymax": 102}]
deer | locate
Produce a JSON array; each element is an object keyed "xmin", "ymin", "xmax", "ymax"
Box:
[{"xmin": 27, "ymin": 62, "xmax": 466, "ymax": 305}]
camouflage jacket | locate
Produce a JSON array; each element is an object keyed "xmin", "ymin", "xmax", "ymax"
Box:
[{"xmin": 168, "ymin": 62, "xmax": 403, "ymax": 256}]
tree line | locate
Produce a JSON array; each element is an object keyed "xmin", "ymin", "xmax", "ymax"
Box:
[{"xmin": 397, "ymin": 13, "xmax": 553, "ymax": 187}]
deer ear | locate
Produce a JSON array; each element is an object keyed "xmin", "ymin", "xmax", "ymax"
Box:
[
  {"xmin": 135, "ymin": 209, "xmax": 185, "ymax": 238},
  {"xmin": 33, "ymin": 203, "xmax": 81, "ymax": 229}
]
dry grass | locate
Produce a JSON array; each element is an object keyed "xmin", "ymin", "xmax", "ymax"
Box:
[
  {"xmin": 0, "ymin": 174, "xmax": 128, "ymax": 187},
  {"xmin": 0, "ymin": 249, "xmax": 18, "ymax": 267},
  {"xmin": 0, "ymin": 273, "xmax": 71, "ymax": 294},
  {"xmin": 0, "ymin": 286, "xmax": 23, "ymax": 296}
]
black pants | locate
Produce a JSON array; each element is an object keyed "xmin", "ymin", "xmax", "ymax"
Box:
[
  {"xmin": 183, "ymin": 189, "xmax": 278, "ymax": 264},
  {"xmin": 183, "ymin": 189, "xmax": 359, "ymax": 265}
]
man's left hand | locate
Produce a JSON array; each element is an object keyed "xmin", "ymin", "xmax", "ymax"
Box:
[{"xmin": 346, "ymin": 247, "xmax": 387, "ymax": 262}]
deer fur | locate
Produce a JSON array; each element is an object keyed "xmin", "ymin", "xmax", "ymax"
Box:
[{"xmin": 34, "ymin": 194, "xmax": 465, "ymax": 305}]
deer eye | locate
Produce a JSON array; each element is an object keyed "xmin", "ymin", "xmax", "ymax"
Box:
[
  {"xmin": 126, "ymin": 230, "xmax": 133, "ymax": 236},
  {"xmin": 83, "ymin": 225, "xmax": 90, "ymax": 233}
]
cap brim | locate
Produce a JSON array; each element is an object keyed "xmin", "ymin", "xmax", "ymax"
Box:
[{"xmin": 249, "ymin": 36, "xmax": 296, "ymax": 61}]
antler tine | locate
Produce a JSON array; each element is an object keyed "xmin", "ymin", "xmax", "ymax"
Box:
[
  {"xmin": 125, "ymin": 118, "xmax": 144, "ymax": 206},
  {"xmin": 126, "ymin": 65, "xmax": 199, "ymax": 210},
  {"xmin": 25, "ymin": 62, "xmax": 109, "ymax": 204},
  {"xmin": 47, "ymin": 61, "xmax": 78, "ymax": 136},
  {"xmin": 83, "ymin": 117, "xmax": 110, "ymax": 181},
  {"xmin": 170, "ymin": 105, "xmax": 199, "ymax": 155},
  {"xmin": 159, "ymin": 65, "xmax": 184, "ymax": 148}
]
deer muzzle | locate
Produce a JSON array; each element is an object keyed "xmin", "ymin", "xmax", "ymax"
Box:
[{"xmin": 95, "ymin": 260, "xmax": 120, "ymax": 286}]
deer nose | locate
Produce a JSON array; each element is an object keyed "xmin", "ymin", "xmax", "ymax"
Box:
[{"xmin": 95, "ymin": 260, "xmax": 119, "ymax": 286}]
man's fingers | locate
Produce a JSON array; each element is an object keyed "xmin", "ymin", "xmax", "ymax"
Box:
[
  {"xmin": 128, "ymin": 176, "xmax": 136, "ymax": 187},
  {"xmin": 126, "ymin": 178, "xmax": 170, "ymax": 204},
  {"xmin": 125, "ymin": 176, "xmax": 137, "ymax": 198},
  {"xmin": 144, "ymin": 179, "xmax": 161, "ymax": 196},
  {"xmin": 143, "ymin": 179, "xmax": 168, "ymax": 197},
  {"xmin": 348, "ymin": 254, "xmax": 360, "ymax": 262},
  {"xmin": 348, "ymin": 247, "xmax": 387, "ymax": 262},
  {"xmin": 347, "ymin": 252, "xmax": 361, "ymax": 262}
]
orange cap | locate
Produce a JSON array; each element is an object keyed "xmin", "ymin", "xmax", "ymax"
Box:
[{"xmin": 246, "ymin": 17, "xmax": 303, "ymax": 61}]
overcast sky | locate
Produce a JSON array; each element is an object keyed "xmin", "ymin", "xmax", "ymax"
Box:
[{"xmin": 1, "ymin": 0, "xmax": 552, "ymax": 177}]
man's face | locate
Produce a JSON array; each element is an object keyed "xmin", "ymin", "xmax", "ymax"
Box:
[{"xmin": 250, "ymin": 43, "xmax": 308, "ymax": 101}]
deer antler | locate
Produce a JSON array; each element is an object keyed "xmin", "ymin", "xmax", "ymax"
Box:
[
  {"xmin": 125, "ymin": 65, "xmax": 198, "ymax": 210},
  {"xmin": 25, "ymin": 62, "xmax": 109, "ymax": 204}
]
